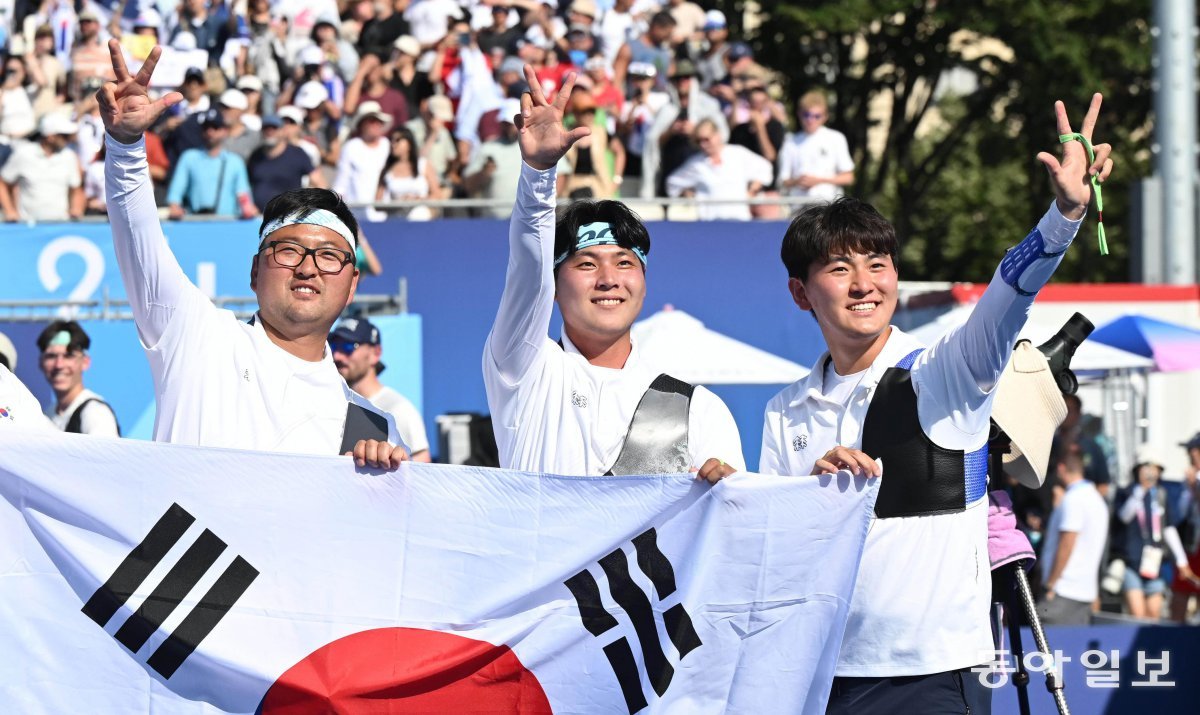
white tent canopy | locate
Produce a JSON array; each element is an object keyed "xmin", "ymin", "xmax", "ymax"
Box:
[
  {"xmin": 631, "ymin": 308, "xmax": 810, "ymax": 385},
  {"xmin": 908, "ymin": 305, "xmax": 1155, "ymax": 373}
]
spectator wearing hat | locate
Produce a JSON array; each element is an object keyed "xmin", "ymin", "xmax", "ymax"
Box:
[
  {"xmin": 333, "ymin": 101, "xmax": 394, "ymax": 205},
  {"xmin": 642, "ymin": 58, "xmax": 726, "ymax": 198},
  {"xmin": 0, "ymin": 55, "xmax": 37, "ymax": 140},
  {"xmin": 248, "ymin": 114, "xmax": 324, "ymax": 211},
  {"xmin": 1115, "ymin": 447, "xmax": 1197, "ymax": 620},
  {"xmin": 389, "ymin": 35, "xmax": 433, "ymax": 115},
  {"xmin": 178, "ymin": 66, "xmax": 211, "ymax": 116},
  {"xmin": 463, "ymin": 97, "xmax": 522, "ymax": 218},
  {"xmin": 27, "ymin": 24, "xmax": 68, "ymax": 118},
  {"xmin": 70, "ymin": 10, "xmax": 116, "ymax": 97},
  {"xmin": 566, "ymin": 0, "xmax": 598, "ymax": 32},
  {"xmin": 559, "ymin": 90, "xmax": 623, "ymax": 199},
  {"xmin": 345, "ymin": 54, "xmax": 410, "ymax": 131},
  {"xmin": 1037, "ymin": 452, "xmax": 1109, "ymax": 625},
  {"xmin": 290, "ymin": 80, "xmax": 341, "ymax": 178},
  {"xmin": 1170, "ymin": 431, "xmax": 1200, "ymax": 622},
  {"xmin": 777, "ymin": 89, "xmax": 855, "ymax": 201},
  {"xmin": 167, "ymin": 108, "xmax": 258, "ymax": 219},
  {"xmin": 0, "ymin": 113, "xmax": 83, "ymax": 222},
  {"xmin": 666, "ymin": 118, "xmax": 772, "ymax": 220},
  {"xmin": 36, "ymin": 320, "xmax": 120, "ymax": 436},
  {"xmin": 617, "ymin": 61, "xmax": 669, "ymax": 197},
  {"xmin": 329, "ymin": 317, "xmax": 431, "ymax": 462},
  {"xmin": 276, "ymin": 105, "xmax": 322, "ymax": 168},
  {"xmin": 218, "ymin": 89, "xmax": 262, "ymax": 161},
  {"xmin": 236, "ymin": 75, "xmax": 266, "ymax": 131},
  {"xmin": 405, "ymin": 94, "xmax": 459, "ymax": 193},
  {"xmin": 615, "ymin": 11, "xmax": 675, "ymax": 92},
  {"xmin": 563, "ymin": 24, "xmax": 597, "ymax": 71},
  {"xmin": 696, "ymin": 9, "xmax": 729, "ymax": 88}
]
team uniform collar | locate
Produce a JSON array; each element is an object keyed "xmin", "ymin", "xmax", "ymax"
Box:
[
  {"xmin": 790, "ymin": 326, "xmax": 923, "ymax": 408},
  {"xmin": 560, "ymin": 330, "xmax": 643, "ymax": 373}
]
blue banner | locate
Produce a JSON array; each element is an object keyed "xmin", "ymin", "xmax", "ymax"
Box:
[{"xmin": 2, "ymin": 218, "xmax": 827, "ymax": 467}]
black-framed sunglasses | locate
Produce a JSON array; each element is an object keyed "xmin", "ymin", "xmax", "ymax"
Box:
[
  {"xmin": 260, "ymin": 240, "xmax": 354, "ymax": 274},
  {"xmin": 328, "ymin": 339, "xmax": 362, "ymax": 354}
]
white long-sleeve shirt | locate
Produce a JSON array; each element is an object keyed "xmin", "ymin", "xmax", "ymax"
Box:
[
  {"xmin": 105, "ymin": 135, "xmax": 399, "ymax": 455},
  {"xmin": 665, "ymin": 145, "xmax": 774, "ymax": 221},
  {"xmin": 761, "ymin": 202, "xmax": 1082, "ymax": 677},
  {"xmin": 483, "ymin": 163, "xmax": 745, "ymax": 475}
]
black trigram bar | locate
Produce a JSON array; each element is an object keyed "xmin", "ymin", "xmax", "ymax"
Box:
[
  {"xmin": 81, "ymin": 503, "xmax": 259, "ymax": 679},
  {"xmin": 82, "ymin": 503, "xmax": 195, "ymax": 626},
  {"xmin": 564, "ymin": 570, "xmax": 648, "ymax": 714},
  {"xmin": 564, "ymin": 528, "xmax": 702, "ymax": 714},
  {"xmin": 631, "ymin": 530, "xmax": 702, "ymax": 660},
  {"xmin": 598, "ymin": 547, "xmax": 674, "ymax": 697}
]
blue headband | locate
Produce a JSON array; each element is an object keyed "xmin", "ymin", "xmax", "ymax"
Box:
[
  {"xmin": 259, "ymin": 209, "xmax": 357, "ymax": 252},
  {"xmin": 553, "ymin": 221, "xmax": 647, "ymax": 267}
]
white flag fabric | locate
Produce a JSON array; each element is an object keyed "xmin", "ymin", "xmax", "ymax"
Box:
[{"xmin": 0, "ymin": 430, "xmax": 878, "ymax": 714}]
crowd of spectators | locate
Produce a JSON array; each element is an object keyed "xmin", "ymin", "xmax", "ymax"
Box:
[
  {"xmin": 0, "ymin": 0, "xmax": 855, "ymax": 222},
  {"xmin": 1009, "ymin": 396, "xmax": 1200, "ymax": 625}
]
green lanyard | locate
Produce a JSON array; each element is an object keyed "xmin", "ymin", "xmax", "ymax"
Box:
[{"xmin": 1059, "ymin": 132, "xmax": 1107, "ymax": 255}]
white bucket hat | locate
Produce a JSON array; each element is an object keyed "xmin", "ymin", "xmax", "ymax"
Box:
[{"xmin": 991, "ymin": 340, "xmax": 1068, "ymax": 488}]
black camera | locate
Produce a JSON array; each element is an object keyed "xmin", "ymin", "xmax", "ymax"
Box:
[{"xmin": 1034, "ymin": 312, "xmax": 1094, "ymax": 395}]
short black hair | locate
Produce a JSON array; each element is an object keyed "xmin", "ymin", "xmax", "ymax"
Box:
[
  {"xmin": 259, "ymin": 189, "xmax": 360, "ymax": 249},
  {"xmin": 554, "ymin": 200, "xmax": 650, "ymax": 272},
  {"xmin": 780, "ymin": 197, "xmax": 898, "ymax": 280},
  {"xmin": 650, "ymin": 11, "xmax": 677, "ymax": 28},
  {"xmin": 37, "ymin": 320, "xmax": 90, "ymax": 353}
]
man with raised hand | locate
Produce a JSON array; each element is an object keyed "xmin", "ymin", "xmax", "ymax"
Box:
[
  {"xmin": 760, "ymin": 96, "xmax": 1113, "ymax": 713},
  {"xmin": 98, "ymin": 41, "xmax": 407, "ymax": 469},
  {"xmin": 484, "ymin": 65, "xmax": 743, "ymax": 481}
]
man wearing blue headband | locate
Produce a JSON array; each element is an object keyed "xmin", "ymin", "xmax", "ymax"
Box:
[
  {"xmin": 96, "ymin": 42, "xmax": 407, "ymax": 468},
  {"xmin": 483, "ymin": 64, "xmax": 743, "ymax": 480}
]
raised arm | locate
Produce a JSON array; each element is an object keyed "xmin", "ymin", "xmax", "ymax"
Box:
[
  {"xmin": 99, "ymin": 40, "xmax": 198, "ymax": 348},
  {"xmin": 919, "ymin": 95, "xmax": 1113, "ymax": 430},
  {"xmin": 485, "ymin": 64, "xmax": 589, "ymax": 384}
]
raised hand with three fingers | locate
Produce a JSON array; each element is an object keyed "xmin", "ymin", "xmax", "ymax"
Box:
[
  {"xmin": 97, "ymin": 39, "xmax": 183, "ymax": 145},
  {"xmin": 515, "ymin": 64, "xmax": 590, "ymax": 171},
  {"xmin": 1037, "ymin": 93, "xmax": 1114, "ymax": 221}
]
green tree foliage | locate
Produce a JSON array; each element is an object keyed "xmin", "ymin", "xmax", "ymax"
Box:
[{"xmin": 741, "ymin": 0, "xmax": 1152, "ymax": 281}]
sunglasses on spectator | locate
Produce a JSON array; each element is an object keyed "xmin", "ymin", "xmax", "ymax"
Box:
[
  {"xmin": 802, "ymin": 111, "xmax": 825, "ymax": 120},
  {"xmin": 328, "ymin": 340, "xmax": 363, "ymax": 355}
]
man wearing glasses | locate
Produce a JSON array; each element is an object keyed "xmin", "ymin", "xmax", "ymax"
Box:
[
  {"xmin": 97, "ymin": 42, "xmax": 407, "ymax": 468},
  {"xmin": 36, "ymin": 321, "xmax": 119, "ymax": 436},
  {"xmin": 777, "ymin": 90, "xmax": 855, "ymax": 201}
]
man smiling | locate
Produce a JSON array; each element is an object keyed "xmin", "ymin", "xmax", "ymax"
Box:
[
  {"xmin": 99, "ymin": 41, "xmax": 405, "ymax": 467},
  {"xmin": 760, "ymin": 96, "xmax": 1113, "ymax": 713},
  {"xmin": 484, "ymin": 66, "xmax": 743, "ymax": 480}
]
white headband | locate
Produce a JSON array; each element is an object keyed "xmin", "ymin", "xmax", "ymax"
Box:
[{"xmin": 259, "ymin": 209, "xmax": 357, "ymax": 253}]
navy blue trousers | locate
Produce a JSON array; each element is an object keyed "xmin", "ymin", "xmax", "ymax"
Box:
[{"xmin": 827, "ymin": 667, "xmax": 993, "ymax": 715}]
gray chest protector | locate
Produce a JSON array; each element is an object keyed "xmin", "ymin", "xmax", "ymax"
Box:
[{"xmin": 605, "ymin": 373, "xmax": 695, "ymax": 476}]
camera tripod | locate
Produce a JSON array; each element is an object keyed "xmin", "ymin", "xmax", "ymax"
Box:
[{"xmin": 989, "ymin": 431, "xmax": 1070, "ymax": 715}]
